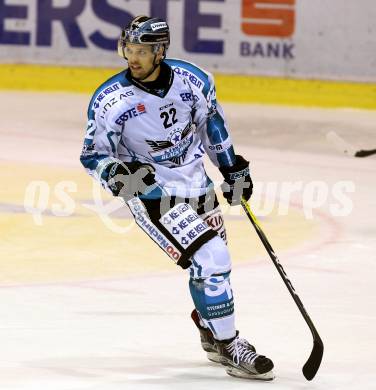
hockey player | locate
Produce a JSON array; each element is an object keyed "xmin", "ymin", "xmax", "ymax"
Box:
[{"xmin": 80, "ymin": 15, "xmax": 274, "ymax": 380}]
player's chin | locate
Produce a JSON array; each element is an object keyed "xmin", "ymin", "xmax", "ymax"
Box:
[{"xmin": 130, "ymin": 69, "xmax": 146, "ymax": 80}]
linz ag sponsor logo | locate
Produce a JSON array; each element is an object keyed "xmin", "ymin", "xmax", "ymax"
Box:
[
  {"xmin": 241, "ymin": 0, "xmax": 295, "ymax": 60},
  {"xmin": 99, "ymin": 91, "xmax": 134, "ymax": 119},
  {"xmin": 115, "ymin": 103, "xmax": 146, "ymax": 126}
]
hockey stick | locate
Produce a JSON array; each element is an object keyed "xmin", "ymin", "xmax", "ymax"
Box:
[
  {"xmin": 240, "ymin": 198, "xmax": 324, "ymax": 381},
  {"xmin": 326, "ymin": 130, "xmax": 357, "ymax": 156},
  {"xmin": 326, "ymin": 131, "xmax": 376, "ymax": 158},
  {"xmin": 354, "ymin": 149, "xmax": 376, "ymax": 158}
]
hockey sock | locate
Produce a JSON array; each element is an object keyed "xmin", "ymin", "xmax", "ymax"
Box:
[{"xmin": 189, "ymin": 271, "xmax": 236, "ymax": 340}]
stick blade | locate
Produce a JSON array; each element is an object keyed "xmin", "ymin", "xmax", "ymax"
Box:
[
  {"xmin": 302, "ymin": 336, "xmax": 324, "ymax": 381},
  {"xmin": 355, "ymin": 149, "xmax": 376, "ymax": 158},
  {"xmin": 326, "ymin": 130, "xmax": 356, "ymax": 156}
]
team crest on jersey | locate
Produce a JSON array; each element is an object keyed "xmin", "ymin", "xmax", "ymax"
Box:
[{"xmin": 146, "ymin": 122, "xmax": 194, "ymax": 165}]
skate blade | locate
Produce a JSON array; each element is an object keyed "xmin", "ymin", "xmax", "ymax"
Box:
[
  {"xmin": 207, "ymin": 352, "xmax": 222, "ymax": 363},
  {"xmin": 225, "ymin": 366, "xmax": 275, "ymax": 381}
]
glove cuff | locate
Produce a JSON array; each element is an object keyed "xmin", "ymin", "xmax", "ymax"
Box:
[
  {"xmin": 95, "ymin": 157, "xmax": 122, "ymax": 181},
  {"xmin": 219, "ymin": 155, "xmax": 250, "ymax": 181}
]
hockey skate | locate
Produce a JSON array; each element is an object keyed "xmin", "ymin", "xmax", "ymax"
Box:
[
  {"xmin": 191, "ymin": 309, "xmax": 221, "ymax": 363},
  {"xmin": 215, "ymin": 331, "xmax": 275, "ymax": 381}
]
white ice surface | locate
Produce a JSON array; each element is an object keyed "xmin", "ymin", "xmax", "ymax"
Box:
[{"xmin": 0, "ymin": 92, "xmax": 375, "ymax": 390}]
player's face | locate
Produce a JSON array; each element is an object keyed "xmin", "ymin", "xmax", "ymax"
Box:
[{"xmin": 125, "ymin": 43, "xmax": 158, "ymax": 80}]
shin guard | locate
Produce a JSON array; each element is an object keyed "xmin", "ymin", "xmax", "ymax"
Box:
[{"xmin": 189, "ymin": 272, "xmax": 236, "ymax": 340}]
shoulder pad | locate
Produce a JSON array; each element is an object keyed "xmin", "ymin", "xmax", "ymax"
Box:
[
  {"xmin": 165, "ymin": 58, "xmax": 212, "ymax": 98},
  {"xmin": 87, "ymin": 70, "xmax": 131, "ymax": 119}
]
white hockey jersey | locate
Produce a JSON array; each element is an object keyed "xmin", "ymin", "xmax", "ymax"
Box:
[{"xmin": 80, "ymin": 58, "xmax": 236, "ymax": 199}]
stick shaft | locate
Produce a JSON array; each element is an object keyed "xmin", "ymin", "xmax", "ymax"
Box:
[{"xmin": 240, "ymin": 198, "xmax": 323, "ymax": 380}]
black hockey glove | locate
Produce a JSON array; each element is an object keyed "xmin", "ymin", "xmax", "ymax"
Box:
[
  {"xmin": 219, "ymin": 155, "xmax": 253, "ymax": 206},
  {"xmin": 105, "ymin": 161, "xmax": 156, "ymax": 198}
]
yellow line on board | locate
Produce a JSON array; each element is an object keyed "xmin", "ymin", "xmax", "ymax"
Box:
[
  {"xmin": 0, "ymin": 64, "xmax": 375, "ymax": 109},
  {"xmin": 215, "ymin": 74, "xmax": 376, "ymax": 109}
]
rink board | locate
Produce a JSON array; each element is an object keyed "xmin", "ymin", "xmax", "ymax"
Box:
[{"xmin": 1, "ymin": 64, "xmax": 376, "ymax": 110}]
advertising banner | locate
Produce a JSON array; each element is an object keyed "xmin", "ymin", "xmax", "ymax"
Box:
[{"xmin": 0, "ymin": 0, "xmax": 375, "ymax": 81}]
